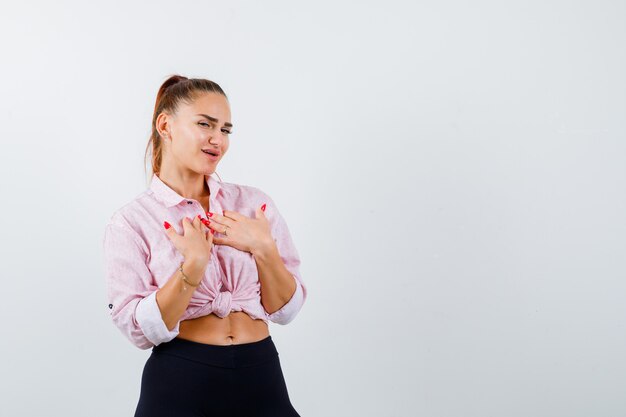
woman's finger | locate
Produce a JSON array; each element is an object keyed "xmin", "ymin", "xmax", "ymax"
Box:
[
  {"xmin": 222, "ymin": 210, "xmax": 245, "ymax": 221},
  {"xmin": 196, "ymin": 216, "xmax": 205, "ymax": 232},
  {"xmin": 192, "ymin": 215, "xmax": 203, "ymax": 231},
  {"xmin": 198, "ymin": 216, "xmax": 211, "ymax": 230},
  {"xmin": 207, "ymin": 211, "xmax": 235, "ymax": 229},
  {"xmin": 182, "ymin": 216, "xmax": 195, "ymax": 234},
  {"xmin": 163, "ymin": 221, "xmax": 178, "ymax": 239}
]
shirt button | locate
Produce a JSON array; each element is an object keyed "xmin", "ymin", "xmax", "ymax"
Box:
[
  {"xmin": 108, "ymin": 304, "xmax": 113, "ymax": 309},
  {"xmin": 187, "ymin": 201, "xmax": 193, "ymax": 204}
]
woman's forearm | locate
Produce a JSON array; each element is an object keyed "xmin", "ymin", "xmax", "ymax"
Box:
[
  {"xmin": 155, "ymin": 257, "xmax": 208, "ymax": 330},
  {"xmin": 252, "ymin": 241, "xmax": 297, "ymax": 314}
]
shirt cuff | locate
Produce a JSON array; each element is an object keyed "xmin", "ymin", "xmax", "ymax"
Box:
[
  {"xmin": 267, "ymin": 277, "xmax": 305, "ymax": 325},
  {"xmin": 135, "ymin": 291, "xmax": 180, "ymax": 346}
]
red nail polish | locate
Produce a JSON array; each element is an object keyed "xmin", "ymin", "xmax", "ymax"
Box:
[
  {"xmin": 207, "ymin": 212, "xmax": 213, "ymax": 217},
  {"xmin": 210, "ymin": 229, "xmax": 215, "ymax": 234},
  {"xmin": 197, "ymin": 214, "xmax": 203, "ymax": 220},
  {"xmin": 163, "ymin": 221, "xmax": 171, "ymax": 229},
  {"xmin": 261, "ymin": 203, "xmax": 266, "ymax": 212}
]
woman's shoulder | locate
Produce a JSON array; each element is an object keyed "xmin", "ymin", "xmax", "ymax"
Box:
[{"xmin": 105, "ymin": 190, "xmax": 153, "ymax": 231}]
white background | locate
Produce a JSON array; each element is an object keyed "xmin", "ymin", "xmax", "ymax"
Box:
[{"xmin": 1, "ymin": 1, "xmax": 625, "ymax": 416}]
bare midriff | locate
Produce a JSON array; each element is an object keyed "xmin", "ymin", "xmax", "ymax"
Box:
[{"xmin": 177, "ymin": 311, "xmax": 270, "ymax": 345}]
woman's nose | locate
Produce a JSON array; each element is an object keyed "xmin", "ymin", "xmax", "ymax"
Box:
[
  {"xmin": 208, "ymin": 134, "xmax": 221, "ymax": 146},
  {"xmin": 207, "ymin": 130, "xmax": 220, "ymax": 144}
]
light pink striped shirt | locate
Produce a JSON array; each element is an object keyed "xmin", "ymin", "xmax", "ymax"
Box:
[{"xmin": 103, "ymin": 173, "xmax": 307, "ymax": 350}]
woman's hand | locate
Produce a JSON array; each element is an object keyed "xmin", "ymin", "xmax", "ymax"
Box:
[
  {"xmin": 164, "ymin": 215, "xmax": 213, "ymax": 266},
  {"xmin": 207, "ymin": 205, "xmax": 274, "ymax": 254}
]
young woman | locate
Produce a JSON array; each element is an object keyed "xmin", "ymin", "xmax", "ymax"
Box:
[{"xmin": 103, "ymin": 75, "xmax": 307, "ymax": 416}]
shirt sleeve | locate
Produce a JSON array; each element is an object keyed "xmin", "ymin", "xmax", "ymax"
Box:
[
  {"xmin": 261, "ymin": 195, "xmax": 308, "ymax": 325},
  {"xmin": 103, "ymin": 222, "xmax": 180, "ymax": 350}
]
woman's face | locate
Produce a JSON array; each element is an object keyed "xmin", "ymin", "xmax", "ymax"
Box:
[{"xmin": 159, "ymin": 92, "xmax": 232, "ymax": 176}]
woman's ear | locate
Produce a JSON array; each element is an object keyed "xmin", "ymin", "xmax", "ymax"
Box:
[{"xmin": 156, "ymin": 111, "xmax": 173, "ymax": 141}]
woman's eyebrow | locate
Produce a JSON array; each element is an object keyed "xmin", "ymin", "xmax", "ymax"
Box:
[{"xmin": 196, "ymin": 113, "xmax": 233, "ymax": 128}]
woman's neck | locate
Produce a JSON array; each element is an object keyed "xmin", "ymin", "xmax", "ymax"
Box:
[{"xmin": 157, "ymin": 166, "xmax": 211, "ymax": 201}]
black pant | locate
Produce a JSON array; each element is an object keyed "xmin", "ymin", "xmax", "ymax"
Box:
[{"xmin": 134, "ymin": 335, "xmax": 301, "ymax": 417}]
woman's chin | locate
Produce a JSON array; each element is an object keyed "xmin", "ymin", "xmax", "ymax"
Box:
[
  {"xmin": 204, "ymin": 166, "xmax": 218, "ymax": 175},
  {"xmin": 190, "ymin": 165, "xmax": 216, "ymax": 177}
]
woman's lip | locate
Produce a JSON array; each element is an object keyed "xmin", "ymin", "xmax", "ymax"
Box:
[{"xmin": 203, "ymin": 151, "xmax": 219, "ymax": 161}]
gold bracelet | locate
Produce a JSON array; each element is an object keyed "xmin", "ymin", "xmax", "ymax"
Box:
[{"xmin": 179, "ymin": 262, "xmax": 200, "ymax": 291}]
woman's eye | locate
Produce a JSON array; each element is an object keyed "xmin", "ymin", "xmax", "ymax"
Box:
[{"xmin": 199, "ymin": 121, "xmax": 230, "ymax": 134}]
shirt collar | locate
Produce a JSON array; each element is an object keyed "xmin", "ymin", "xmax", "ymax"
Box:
[{"xmin": 149, "ymin": 172, "xmax": 223, "ymax": 208}]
